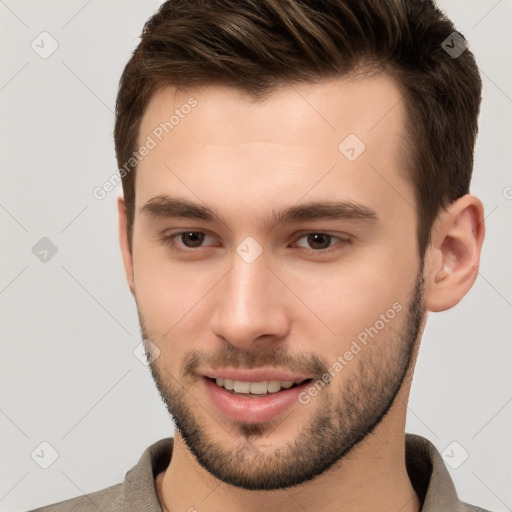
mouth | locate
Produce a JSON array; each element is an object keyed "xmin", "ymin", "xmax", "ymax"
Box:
[
  {"xmin": 206, "ymin": 376, "xmax": 312, "ymax": 396},
  {"xmin": 202, "ymin": 376, "xmax": 314, "ymax": 423}
]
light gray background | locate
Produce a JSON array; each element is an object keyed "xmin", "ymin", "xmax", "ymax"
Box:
[{"xmin": 1, "ymin": 1, "xmax": 511, "ymax": 511}]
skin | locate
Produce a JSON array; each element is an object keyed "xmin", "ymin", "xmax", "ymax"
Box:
[{"xmin": 118, "ymin": 74, "xmax": 484, "ymax": 512}]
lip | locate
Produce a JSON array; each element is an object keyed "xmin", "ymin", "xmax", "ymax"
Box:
[
  {"xmin": 203, "ymin": 368, "xmax": 311, "ymax": 383},
  {"xmin": 203, "ymin": 376, "xmax": 312, "ymax": 424}
]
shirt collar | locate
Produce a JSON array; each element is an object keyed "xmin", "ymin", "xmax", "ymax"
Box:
[
  {"xmin": 405, "ymin": 433, "xmax": 467, "ymax": 511},
  {"xmin": 121, "ymin": 433, "xmax": 465, "ymax": 511}
]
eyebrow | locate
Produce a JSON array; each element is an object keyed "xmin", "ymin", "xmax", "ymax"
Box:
[{"xmin": 140, "ymin": 195, "xmax": 378, "ymax": 228}]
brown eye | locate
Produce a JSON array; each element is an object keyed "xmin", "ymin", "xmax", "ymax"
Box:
[
  {"xmin": 180, "ymin": 231, "xmax": 205, "ymax": 247},
  {"xmin": 294, "ymin": 232, "xmax": 351, "ymax": 252},
  {"xmin": 306, "ymin": 233, "xmax": 332, "ymax": 250},
  {"xmin": 161, "ymin": 230, "xmax": 218, "ymax": 252}
]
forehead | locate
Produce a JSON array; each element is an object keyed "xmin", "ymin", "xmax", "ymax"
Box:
[
  {"xmin": 135, "ymin": 75, "xmax": 412, "ymax": 228},
  {"xmin": 140, "ymin": 73, "xmax": 406, "ymax": 148}
]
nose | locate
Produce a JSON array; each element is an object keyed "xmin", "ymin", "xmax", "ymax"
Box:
[{"xmin": 209, "ymin": 252, "xmax": 291, "ymax": 350}]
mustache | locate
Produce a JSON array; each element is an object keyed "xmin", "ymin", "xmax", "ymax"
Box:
[{"xmin": 182, "ymin": 344, "xmax": 329, "ymax": 380}]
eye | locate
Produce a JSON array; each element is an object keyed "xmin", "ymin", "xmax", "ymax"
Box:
[
  {"xmin": 160, "ymin": 230, "xmax": 351, "ymax": 254},
  {"xmin": 294, "ymin": 232, "xmax": 351, "ymax": 252},
  {"xmin": 162, "ymin": 231, "xmax": 218, "ymax": 250}
]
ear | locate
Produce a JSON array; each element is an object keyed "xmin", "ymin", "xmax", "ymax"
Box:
[
  {"xmin": 423, "ymin": 194, "xmax": 485, "ymax": 312},
  {"xmin": 117, "ymin": 196, "xmax": 135, "ymax": 296}
]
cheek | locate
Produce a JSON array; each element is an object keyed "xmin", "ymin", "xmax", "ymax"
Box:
[
  {"xmin": 132, "ymin": 246, "xmax": 224, "ymax": 342},
  {"xmin": 133, "ymin": 265, "xmax": 207, "ymax": 375},
  {"xmin": 282, "ymin": 251, "xmax": 417, "ymax": 353}
]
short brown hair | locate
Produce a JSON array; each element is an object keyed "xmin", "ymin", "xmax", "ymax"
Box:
[{"xmin": 114, "ymin": 0, "xmax": 481, "ymax": 256}]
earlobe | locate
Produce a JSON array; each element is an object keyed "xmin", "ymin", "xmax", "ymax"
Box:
[
  {"xmin": 117, "ymin": 196, "xmax": 135, "ymax": 296},
  {"xmin": 423, "ymin": 195, "xmax": 485, "ymax": 312}
]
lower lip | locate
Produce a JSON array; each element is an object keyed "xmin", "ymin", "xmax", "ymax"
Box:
[{"xmin": 203, "ymin": 377, "xmax": 311, "ymax": 424}]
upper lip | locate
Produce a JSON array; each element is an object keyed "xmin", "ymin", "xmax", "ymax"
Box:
[{"xmin": 203, "ymin": 368, "xmax": 312, "ymax": 383}]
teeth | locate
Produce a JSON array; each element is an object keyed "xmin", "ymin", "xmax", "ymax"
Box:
[
  {"xmin": 267, "ymin": 380, "xmax": 282, "ymax": 393},
  {"xmin": 214, "ymin": 378, "xmax": 300, "ymax": 394},
  {"xmin": 233, "ymin": 381, "xmax": 251, "ymax": 393},
  {"xmin": 249, "ymin": 381, "xmax": 268, "ymax": 394}
]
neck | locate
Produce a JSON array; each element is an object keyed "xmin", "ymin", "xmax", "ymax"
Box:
[{"xmin": 157, "ymin": 425, "xmax": 420, "ymax": 512}]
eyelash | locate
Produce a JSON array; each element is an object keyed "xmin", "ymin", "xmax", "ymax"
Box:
[{"xmin": 160, "ymin": 230, "xmax": 352, "ymax": 254}]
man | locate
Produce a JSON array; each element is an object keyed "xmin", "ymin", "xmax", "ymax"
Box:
[{"xmin": 31, "ymin": 0, "xmax": 492, "ymax": 510}]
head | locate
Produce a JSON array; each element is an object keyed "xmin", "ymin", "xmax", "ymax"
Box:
[{"xmin": 115, "ymin": 0, "xmax": 484, "ymax": 491}]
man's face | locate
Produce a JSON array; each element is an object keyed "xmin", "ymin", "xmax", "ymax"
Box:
[{"xmin": 127, "ymin": 75, "xmax": 425, "ymax": 490}]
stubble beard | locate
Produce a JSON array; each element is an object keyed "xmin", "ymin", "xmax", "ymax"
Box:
[{"xmin": 138, "ymin": 271, "xmax": 425, "ymax": 490}]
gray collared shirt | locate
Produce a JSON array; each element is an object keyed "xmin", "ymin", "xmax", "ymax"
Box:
[{"xmin": 29, "ymin": 433, "xmax": 493, "ymax": 511}]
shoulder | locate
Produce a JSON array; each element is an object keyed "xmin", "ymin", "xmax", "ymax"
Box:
[
  {"xmin": 405, "ymin": 434, "xmax": 496, "ymax": 512},
  {"xmin": 26, "ymin": 482, "xmax": 124, "ymax": 511},
  {"xmin": 26, "ymin": 437, "xmax": 173, "ymax": 511},
  {"xmin": 460, "ymin": 502, "xmax": 494, "ymax": 512}
]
